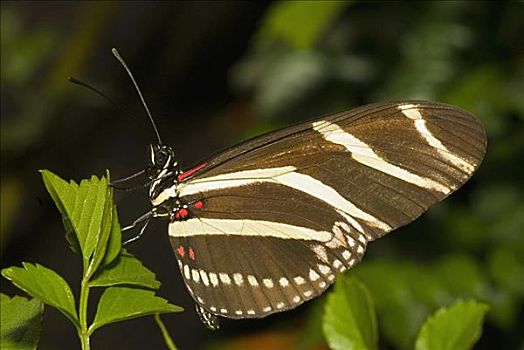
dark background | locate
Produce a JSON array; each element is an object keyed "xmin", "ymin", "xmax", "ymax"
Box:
[{"xmin": 1, "ymin": 1, "xmax": 523, "ymax": 349}]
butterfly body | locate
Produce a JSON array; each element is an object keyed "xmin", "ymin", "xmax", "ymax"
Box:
[{"xmin": 146, "ymin": 100, "xmax": 486, "ymax": 328}]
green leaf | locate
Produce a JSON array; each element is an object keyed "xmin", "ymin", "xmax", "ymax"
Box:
[
  {"xmin": 61, "ymin": 214, "xmax": 81, "ymax": 254},
  {"xmin": 99, "ymin": 204, "xmax": 122, "ymax": 268},
  {"xmin": 257, "ymin": 1, "xmax": 349, "ymax": 49},
  {"xmin": 1, "ymin": 294, "xmax": 43, "ymax": 350},
  {"xmin": 415, "ymin": 300, "xmax": 489, "ymax": 350},
  {"xmin": 40, "ymin": 169, "xmax": 80, "ymax": 253},
  {"xmin": 89, "ymin": 250, "xmax": 160, "ymax": 289},
  {"xmin": 40, "ymin": 170, "xmax": 112, "ymax": 265},
  {"xmin": 154, "ymin": 313, "xmax": 177, "ymax": 350},
  {"xmin": 1, "ymin": 263, "xmax": 78, "ymax": 327},
  {"xmin": 323, "ymin": 275, "xmax": 377, "ymax": 350},
  {"xmin": 90, "ymin": 287, "xmax": 182, "ymax": 333},
  {"xmin": 74, "ymin": 175, "xmax": 111, "ymax": 265},
  {"xmin": 85, "ymin": 185, "xmax": 115, "ymax": 278},
  {"xmin": 40, "ymin": 170, "xmax": 73, "ymax": 215}
]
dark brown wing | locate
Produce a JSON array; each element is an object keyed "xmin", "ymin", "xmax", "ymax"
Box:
[{"xmin": 170, "ymin": 100, "xmax": 486, "ymax": 319}]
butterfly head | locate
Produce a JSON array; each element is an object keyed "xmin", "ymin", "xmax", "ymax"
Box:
[
  {"xmin": 149, "ymin": 144, "xmax": 176, "ymax": 169},
  {"xmin": 148, "ymin": 144, "xmax": 179, "ymax": 205}
]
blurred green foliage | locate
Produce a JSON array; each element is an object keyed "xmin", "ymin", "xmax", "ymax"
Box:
[
  {"xmin": 0, "ymin": 8, "xmax": 56, "ymax": 86},
  {"xmin": 256, "ymin": 1, "xmax": 350, "ymax": 50},
  {"xmin": 322, "ymin": 275, "xmax": 489, "ymax": 350},
  {"xmin": 1, "ymin": 1, "xmax": 523, "ymax": 349}
]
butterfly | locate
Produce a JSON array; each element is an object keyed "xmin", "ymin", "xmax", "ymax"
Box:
[{"xmin": 110, "ymin": 49, "xmax": 487, "ymax": 330}]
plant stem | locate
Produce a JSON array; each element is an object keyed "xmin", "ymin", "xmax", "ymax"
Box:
[
  {"xmin": 155, "ymin": 313, "xmax": 178, "ymax": 350},
  {"xmin": 80, "ymin": 332, "xmax": 90, "ymax": 350},
  {"xmin": 79, "ymin": 278, "xmax": 91, "ymax": 350}
]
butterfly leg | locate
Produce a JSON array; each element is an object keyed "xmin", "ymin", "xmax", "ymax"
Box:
[
  {"xmin": 121, "ymin": 208, "xmax": 167, "ymax": 246},
  {"xmin": 122, "ymin": 219, "xmax": 151, "ymax": 246}
]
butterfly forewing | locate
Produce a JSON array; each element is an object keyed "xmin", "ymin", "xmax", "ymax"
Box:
[{"xmin": 167, "ymin": 101, "xmax": 487, "ymax": 320}]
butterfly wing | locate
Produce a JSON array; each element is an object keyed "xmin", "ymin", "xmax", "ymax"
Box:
[{"xmin": 169, "ymin": 101, "xmax": 487, "ymax": 319}]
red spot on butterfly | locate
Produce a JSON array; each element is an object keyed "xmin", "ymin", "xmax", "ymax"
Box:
[
  {"xmin": 189, "ymin": 247, "xmax": 195, "ymax": 261},
  {"xmin": 193, "ymin": 200, "xmax": 204, "ymax": 209},
  {"xmin": 175, "ymin": 208, "xmax": 189, "ymax": 220},
  {"xmin": 177, "ymin": 246, "xmax": 185, "ymax": 257},
  {"xmin": 178, "ymin": 163, "xmax": 207, "ymax": 182}
]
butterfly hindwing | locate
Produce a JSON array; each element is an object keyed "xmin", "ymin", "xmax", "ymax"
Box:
[{"xmin": 170, "ymin": 221, "xmax": 367, "ymax": 318}]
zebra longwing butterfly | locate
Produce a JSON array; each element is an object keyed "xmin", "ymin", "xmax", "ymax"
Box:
[{"xmin": 110, "ymin": 50, "xmax": 487, "ymax": 330}]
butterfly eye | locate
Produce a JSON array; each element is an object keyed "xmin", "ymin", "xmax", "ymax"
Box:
[{"xmin": 155, "ymin": 150, "xmax": 169, "ymax": 166}]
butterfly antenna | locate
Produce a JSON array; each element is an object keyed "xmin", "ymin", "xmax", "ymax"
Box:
[
  {"xmin": 112, "ymin": 48, "xmax": 163, "ymax": 145},
  {"xmin": 68, "ymin": 76, "xmax": 128, "ymax": 113}
]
